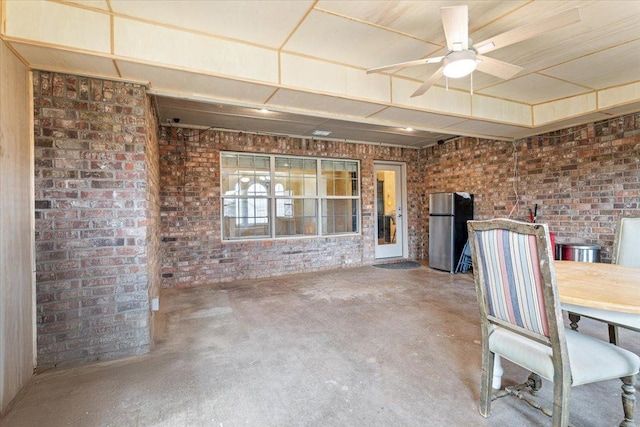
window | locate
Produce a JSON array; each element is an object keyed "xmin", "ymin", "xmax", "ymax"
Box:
[
  {"xmin": 221, "ymin": 154, "xmax": 270, "ymax": 238},
  {"xmin": 321, "ymin": 160, "xmax": 359, "ymax": 235},
  {"xmin": 221, "ymin": 153, "xmax": 360, "ymax": 240}
]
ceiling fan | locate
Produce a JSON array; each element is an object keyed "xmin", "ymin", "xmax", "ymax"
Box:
[{"xmin": 367, "ymin": 5, "xmax": 581, "ymax": 97}]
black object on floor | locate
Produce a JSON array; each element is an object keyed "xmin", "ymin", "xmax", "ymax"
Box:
[{"xmin": 373, "ymin": 261, "xmax": 421, "ymax": 269}]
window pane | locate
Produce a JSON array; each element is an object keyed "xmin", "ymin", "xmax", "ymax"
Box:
[
  {"xmin": 322, "ymin": 199, "xmax": 358, "ymax": 234},
  {"xmin": 222, "ymin": 197, "xmax": 270, "ymax": 240},
  {"xmin": 221, "ymin": 153, "xmax": 238, "ymax": 168},
  {"xmin": 275, "ymin": 156, "xmax": 316, "ymax": 197},
  {"xmin": 222, "ymin": 153, "xmax": 270, "ymax": 195},
  {"xmin": 275, "ymin": 199, "xmax": 317, "ymax": 237},
  {"xmin": 301, "ymin": 177, "xmax": 313, "ymax": 196},
  {"xmin": 221, "ymin": 173, "xmax": 238, "ymax": 195},
  {"xmin": 321, "ymin": 160, "xmax": 359, "ymax": 196}
]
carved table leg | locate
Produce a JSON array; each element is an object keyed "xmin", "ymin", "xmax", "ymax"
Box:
[
  {"xmin": 620, "ymin": 375, "xmax": 636, "ymax": 427},
  {"xmin": 568, "ymin": 313, "xmax": 581, "ymax": 331}
]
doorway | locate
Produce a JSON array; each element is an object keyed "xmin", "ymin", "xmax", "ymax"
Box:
[{"xmin": 374, "ymin": 162, "xmax": 406, "ymax": 259}]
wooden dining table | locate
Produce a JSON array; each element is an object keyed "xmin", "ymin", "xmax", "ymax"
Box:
[{"xmin": 555, "ymin": 260, "xmax": 640, "ymax": 314}]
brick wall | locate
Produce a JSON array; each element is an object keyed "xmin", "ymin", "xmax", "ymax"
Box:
[
  {"xmin": 422, "ymin": 112, "xmax": 640, "ymax": 263},
  {"xmin": 159, "ymin": 128, "xmax": 422, "ymax": 287},
  {"xmin": 33, "ymin": 72, "xmax": 153, "ymax": 366},
  {"xmin": 29, "ymin": 69, "xmax": 639, "ymax": 365},
  {"xmin": 144, "ymin": 96, "xmax": 161, "ymax": 342},
  {"xmin": 159, "ymin": 112, "xmax": 639, "ymax": 289}
]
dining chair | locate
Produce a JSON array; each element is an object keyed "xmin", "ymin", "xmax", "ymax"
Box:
[
  {"xmin": 565, "ymin": 215, "xmax": 640, "ymax": 344},
  {"xmin": 467, "ymin": 218, "xmax": 639, "ymax": 426}
]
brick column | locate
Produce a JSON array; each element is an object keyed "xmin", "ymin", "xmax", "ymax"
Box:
[{"xmin": 33, "ymin": 72, "xmax": 153, "ymax": 366}]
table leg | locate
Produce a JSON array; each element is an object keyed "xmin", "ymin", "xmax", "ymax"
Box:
[
  {"xmin": 568, "ymin": 312, "xmax": 581, "ymax": 331},
  {"xmin": 608, "ymin": 324, "xmax": 619, "ymax": 345}
]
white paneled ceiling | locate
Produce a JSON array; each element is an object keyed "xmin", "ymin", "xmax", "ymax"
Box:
[
  {"xmin": 478, "ymin": 74, "xmax": 589, "ymax": 105},
  {"xmin": 2, "ymin": 0, "xmax": 639, "ymax": 147},
  {"xmin": 541, "ymin": 39, "xmax": 640, "ymax": 89}
]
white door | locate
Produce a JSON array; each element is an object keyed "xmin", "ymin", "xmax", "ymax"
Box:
[{"xmin": 374, "ymin": 163, "xmax": 405, "ymax": 259}]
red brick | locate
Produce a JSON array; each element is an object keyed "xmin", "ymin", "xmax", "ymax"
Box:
[{"xmin": 34, "ymin": 71, "xmax": 154, "ymax": 367}]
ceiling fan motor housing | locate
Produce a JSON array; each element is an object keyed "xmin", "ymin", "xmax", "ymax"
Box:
[{"xmin": 443, "ymin": 50, "xmax": 477, "ymax": 78}]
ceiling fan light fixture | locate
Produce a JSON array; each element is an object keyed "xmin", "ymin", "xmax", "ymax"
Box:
[{"xmin": 442, "ymin": 50, "xmax": 477, "ymax": 78}]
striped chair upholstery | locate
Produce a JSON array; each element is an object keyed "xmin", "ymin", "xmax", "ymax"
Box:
[{"xmin": 475, "ymin": 228, "xmax": 549, "ymax": 337}]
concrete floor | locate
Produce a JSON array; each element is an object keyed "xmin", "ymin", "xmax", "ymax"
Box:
[{"xmin": 3, "ymin": 263, "xmax": 639, "ymax": 426}]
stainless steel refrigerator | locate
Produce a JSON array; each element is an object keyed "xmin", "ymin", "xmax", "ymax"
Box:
[{"xmin": 429, "ymin": 192, "xmax": 474, "ymax": 272}]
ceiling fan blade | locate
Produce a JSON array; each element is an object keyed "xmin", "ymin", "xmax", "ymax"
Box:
[
  {"xmin": 476, "ymin": 55, "xmax": 523, "ymax": 80},
  {"xmin": 441, "ymin": 5, "xmax": 469, "ymax": 51},
  {"xmin": 411, "ymin": 65, "xmax": 445, "ymax": 97},
  {"xmin": 473, "ymin": 7, "xmax": 580, "ymax": 55},
  {"xmin": 366, "ymin": 56, "xmax": 443, "ymax": 74}
]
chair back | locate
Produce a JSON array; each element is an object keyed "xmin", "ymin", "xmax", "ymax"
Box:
[
  {"xmin": 612, "ymin": 216, "xmax": 640, "ymax": 267},
  {"xmin": 467, "ymin": 219, "xmax": 565, "ymax": 347}
]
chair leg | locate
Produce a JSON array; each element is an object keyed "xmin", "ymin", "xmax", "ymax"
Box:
[
  {"xmin": 620, "ymin": 375, "xmax": 636, "ymax": 427},
  {"xmin": 608, "ymin": 324, "xmax": 620, "ymax": 345},
  {"xmin": 528, "ymin": 372, "xmax": 542, "ymax": 395},
  {"xmin": 479, "ymin": 348, "xmax": 495, "ymax": 417},
  {"xmin": 551, "ymin": 374, "xmax": 570, "ymax": 427}
]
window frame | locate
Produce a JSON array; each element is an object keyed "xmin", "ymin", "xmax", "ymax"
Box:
[{"xmin": 221, "ymin": 152, "xmax": 361, "ymax": 241}]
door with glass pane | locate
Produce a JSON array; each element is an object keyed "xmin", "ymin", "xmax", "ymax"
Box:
[{"xmin": 374, "ymin": 162, "xmax": 404, "ymax": 259}]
